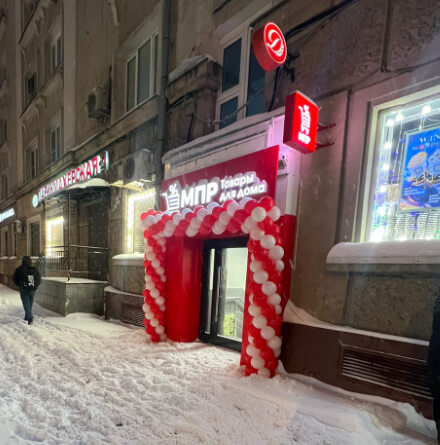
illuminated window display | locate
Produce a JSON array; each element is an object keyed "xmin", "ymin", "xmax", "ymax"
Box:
[
  {"xmin": 126, "ymin": 190, "xmax": 155, "ymax": 253},
  {"xmin": 46, "ymin": 216, "xmax": 64, "ymax": 256},
  {"xmin": 368, "ymin": 95, "xmax": 440, "ymax": 241}
]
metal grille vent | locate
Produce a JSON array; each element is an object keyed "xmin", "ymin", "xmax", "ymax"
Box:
[
  {"xmin": 341, "ymin": 347, "xmax": 430, "ymax": 398},
  {"xmin": 120, "ymin": 304, "xmax": 145, "ymax": 327}
]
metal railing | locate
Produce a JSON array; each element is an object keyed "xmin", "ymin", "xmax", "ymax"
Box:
[{"xmin": 42, "ymin": 245, "xmax": 109, "ymax": 281}]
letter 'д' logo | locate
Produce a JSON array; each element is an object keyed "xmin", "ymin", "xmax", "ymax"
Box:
[{"xmin": 252, "ymin": 22, "xmax": 287, "ymax": 71}]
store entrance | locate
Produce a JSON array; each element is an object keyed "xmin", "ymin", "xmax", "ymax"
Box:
[{"xmin": 199, "ymin": 238, "xmax": 248, "ymax": 351}]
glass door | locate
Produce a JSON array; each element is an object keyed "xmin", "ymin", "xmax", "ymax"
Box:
[{"xmin": 199, "ymin": 238, "xmax": 248, "ymax": 351}]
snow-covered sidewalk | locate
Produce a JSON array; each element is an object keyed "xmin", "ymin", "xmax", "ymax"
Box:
[{"xmin": 0, "ymin": 284, "xmax": 436, "ymax": 444}]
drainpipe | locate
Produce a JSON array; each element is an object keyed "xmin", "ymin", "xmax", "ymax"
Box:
[{"xmin": 155, "ymin": 0, "xmax": 171, "ymax": 209}]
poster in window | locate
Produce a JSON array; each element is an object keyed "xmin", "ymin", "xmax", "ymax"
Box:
[{"xmin": 400, "ymin": 126, "xmax": 440, "ymax": 210}]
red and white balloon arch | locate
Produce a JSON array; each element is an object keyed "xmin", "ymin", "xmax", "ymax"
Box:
[{"xmin": 140, "ymin": 196, "xmax": 286, "ymax": 378}]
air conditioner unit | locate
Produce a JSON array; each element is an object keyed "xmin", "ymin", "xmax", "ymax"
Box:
[
  {"xmin": 123, "ymin": 149, "xmax": 155, "ymax": 184},
  {"xmin": 87, "ymin": 86, "xmax": 110, "ymax": 119}
]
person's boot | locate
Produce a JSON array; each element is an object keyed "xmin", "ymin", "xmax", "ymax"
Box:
[{"xmin": 28, "ymin": 318, "xmax": 33, "ymax": 325}]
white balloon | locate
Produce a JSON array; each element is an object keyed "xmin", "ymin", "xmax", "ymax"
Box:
[
  {"xmin": 244, "ymin": 216, "xmax": 257, "ymax": 230},
  {"xmin": 190, "ymin": 218, "xmax": 202, "ymax": 228},
  {"xmin": 253, "ymin": 270, "xmax": 268, "ymax": 284},
  {"xmin": 257, "ymin": 368, "xmax": 271, "ymax": 378},
  {"xmin": 251, "ymin": 206, "xmax": 267, "ymax": 222},
  {"xmin": 248, "ymin": 304, "xmax": 261, "ymax": 317},
  {"xmin": 160, "ymin": 333, "xmax": 167, "ymax": 341},
  {"xmin": 250, "ymin": 261, "xmax": 262, "ymax": 273},
  {"xmin": 173, "ymin": 214, "xmax": 183, "ymax": 225},
  {"xmin": 156, "ymin": 297, "xmax": 165, "ymax": 306},
  {"xmin": 186, "ymin": 227, "xmax": 197, "ymax": 237},
  {"xmin": 146, "ymin": 252, "xmax": 155, "ymax": 261},
  {"xmin": 182, "ymin": 208, "xmax": 192, "ymax": 215},
  {"xmin": 248, "ymin": 335, "xmax": 254, "ymax": 344},
  {"xmin": 262, "ymin": 281, "xmax": 277, "ymax": 296},
  {"xmin": 150, "ymin": 318, "xmax": 159, "ymax": 327},
  {"xmin": 145, "ymin": 311, "xmax": 153, "ymax": 320},
  {"xmin": 157, "ymin": 237, "xmax": 166, "ymax": 246},
  {"xmin": 274, "ymin": 348, "xmax": 281, "ymax": 357},
  {"xmin": 207, "ymin": 201, "xmax": 220, "ymax": 213},
  {"xmin": 155, "ymin": 325, "xmax": 165, "ymax": 334},
  {"xmin": 145, "ymin": 333, "xmax": 152, "ymax": 341},
  {"xmin": 261, "ymin": 326, "xmax": 276, "ymax": 340},
  {"xmin": 152, "ymin": 259, "xmax": 160, "ymax": 268},
  {"xmin": 196, "ymin": 208, "xmax": 208, "ymax": 221},
  {"xmin": 269, "ymin": 245, "xmax": 284, "ymax": 261},
  {"xmin": 246, "ymin": 344, "xmax": 259, "ymax": 357},
  {"xmin": 252, "ymin": 315, "xmax": 267, "ymax": 329},
  {"xmin": 212, "ymin": 222, "xmax": 226, "ymax": 235},
  {"xmin": 260, "ymin": 235, "xmax": 276, "ymax": 250},
  {"xmin": 219, "ymin": 212, "xmax": 231, "ymax": 225},
  {"xmin": 227, "ymin": 201, "xmax": 239, "ymax": 216},
  {"xmin": 250, "ymin": 227, "xmax": 264, "ymax": 241},
  {"xmin": 165, "ymin": 220, "xmax": 176, "ymax": 232},
  {"xmin": 275, "ymin": 304, "xmax": 283, "ymax": 315},
  {"xmin": 161, "ymin": 276, "xmax": 166, "ymax": 282},
  {"xmin": 156, "ymin": 267, "xmax": 165, "ymax": 276},
  {"xmin": 142, "ymin": 304, "xmax": 149, "ymax": 313},
  {"xmin": 268, "ymin": 294, "xmax": 281, "ymax": 306},
  {"xmin": 251, "ymin": 356, "xmax": 265, "ymax": 370},
  {"xmin": 150, "ymin": 289, "xmax": 160, "ymax": 299},
  {"xmin": 268, "ymin": 337, "xmax": 282, "ymax": 350},
  {"xmin": 145, "ymin": 281, "xmax": 154, "ymax": 291},
  {"xmin": 144, "ymin": 244, "xmax": 152, "ymax": 253},
  {"xmin": 275, "ymin": 260, "xmax": 284, "ymax": 272},
  {"xmin": 146, "ymin": 215, "xmax": 155, "ymax": 226},
  {"xmin": 159, "ymin": 305, "xmax": 166, "ymax": 312},
  {"xmin": 241, "ymin": 223, "xmax": 250, "ymax": 234},
  {"xmin": 268, "ymin": 206, "xmax": 281, "ymax": 221}
]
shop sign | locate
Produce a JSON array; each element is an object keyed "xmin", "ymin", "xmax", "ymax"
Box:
[
  {"xmin": 283, "ymin": 91, "xmax": 319, "ymax": 154},
  {"xmin": 0, "ymin": 208, "xmax": 14, "ymax": 223},
  {"xmin": 252, "ymin": 22, "xmax": 287, "ymax": 71},
  {"xmin": 161, "ymin": 145, "xmax": 279, "ymax": 211},
  {"xmin": 32, "ymin": 151, "xmax": 109, "ymax": 207}
]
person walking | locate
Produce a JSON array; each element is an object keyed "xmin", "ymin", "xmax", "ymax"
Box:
[{"xmin": 12, "ymin": 256, "xmax": 41, "ymax": 325}]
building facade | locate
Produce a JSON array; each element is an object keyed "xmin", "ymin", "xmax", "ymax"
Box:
[{"xmin": 1, "ymin": 0, "xmax": 439, "ymax": 414}]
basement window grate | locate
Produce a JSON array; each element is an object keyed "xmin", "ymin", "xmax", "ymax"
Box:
[
  {"xmin": 340, "ymin": 346, "xmax": 431, "ymax": 398},
  {"xmin": 120, "ymin": 304, "xmax": 145, "ymax": 327}
]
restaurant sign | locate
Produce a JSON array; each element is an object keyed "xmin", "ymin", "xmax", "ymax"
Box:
[
  {"xmin": 0, "ymin": 208, "xmax": 15, "ymax": 223},
  {"xmin": 32, "ymin": 151, "xmax": 109, "ymax": 207}
]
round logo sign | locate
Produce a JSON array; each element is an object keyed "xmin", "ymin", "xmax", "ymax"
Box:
[
  {"xmin": 252, "ymin": 22, "xmax": 287, "ymax": 71},
  {"xmin": 32, "ymin": 194, "xmax": 39, "ymax": 208}
]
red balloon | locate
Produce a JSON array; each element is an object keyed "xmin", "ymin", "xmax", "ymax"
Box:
[
  {"xmin": 260, "ymin": 348, "xmax": 275, "ymax": 362},
  {"xmin": 223, "ymin": 200, "xmax": 234, "ymax": 210},
  {"xmin": 259, "ymin": 196, "xmax": 274, "ymax": 211},
  {"xmin": 212, "ymin": 207, "xmax": 223, "ymax": 219},
  {"xmin": 226, "ymin": 221, "xmax": 240, "ymax": 234},
  {"xmin": 150, "ymin": 333, "xmax": 160, "ymax": 342},
  {"xmin": 252, "ymin": 293, "xmax": 267, "ymax": 307},
  {"xmin": 199, "ymin": 226, "xmax": 211, "ymax": 236},
  {"xmin": 262, "ymin": 257, "xmax": 276, "ymax": 272},
  {"xmin": 244, "ymin": 200, "xmax": 258, "ymax": 214},
  {"xmin": 248, "ymin": 281, "xmax": 261, "ymax": 296},
  {"xmin": 261, "ymin": 305, "xmax": 275, "ymax": 320},
  {"xmin": 203, "ymin": 215, "xmax": 215, "ymax": 227},
  {"xmin": 146, "ymin": 324, "xmax": 156, "ymax": 335},
  {"xmin": 253, "ymin": 336, "xmax": 267, "ymax": 350},
  {"xmin": 245, "ymin": 364, "xmax": 258, "ymax": 376},
  {"xmin": 234, "ymin": 209, "xmax": 247, "ymax": 224},
  {"xmin": 265, "ymin": 359, "xmax": 278, "ymax": 371},
  {"xmin": 253, "ymin": 248, "xmax": 266, "ymax": 262},
  {"xmin": 184, "ymin": 212, "xmax": 194, "ymax": 222},
  {"xmin": 247, "ymin": 324, "xmax": 260, "ymax": 338}
]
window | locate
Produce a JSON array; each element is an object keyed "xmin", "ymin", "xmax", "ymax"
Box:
[
  {"xmin": 49, "ymin": 125, "xmax": 61, "ymax": 163},
  {"xmin": 1, "ymin": 174, "xmax": 7, "ymax": 200},
  {"xmin": 25, "ymin": 72, "xmax": 36, "ymax": 106},
  {"xmin": 0, "ymin": 118, "xmax": 6, "ymax": 146},
  {"xmin": 126, "ymin": 34, "xmax": 159, "ymax": 111},
  {"xmin": 367, "ymin": 93, "xmax": 440, "ymax": 242},
  {"xmin": 25, "ymin": 145, "xmax": 38, "ymax": 182},
  {"xmin": 49, "ymin": 35, "xmax": 62, "ymax": 74},
  {"xmin": 217, "ymin": 30, "xmax": 265, "ymax": 129},
  {"xmin": 1, "ymin": 227, "xmax": 8, "ymax": 257},
  {"xmin": 45, "ymin": 216, "xmax": 63, "ymax": 256},
  {"xmin": 126, "ymin": 190, "xmax": 155, "ymax": 253},
  {"xmin": 29, "ymin": 222, "xmax": 40, "ymax": 257}
]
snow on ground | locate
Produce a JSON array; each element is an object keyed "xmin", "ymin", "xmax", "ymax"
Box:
[{"xmin": 0, "ymin": 284, "xmax": 436, "ymax": 445}]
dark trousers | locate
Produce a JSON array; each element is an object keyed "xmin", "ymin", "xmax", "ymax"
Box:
[{"xmin": 19, "ymin": 289, "xmax": 35, "ymax": 321}]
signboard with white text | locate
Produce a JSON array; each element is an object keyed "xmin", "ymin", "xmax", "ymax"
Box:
[
  {"xmin": 160, "ymin": 146, "xmax": 279, "ymax": 211},
  {"xmin": 0, "ymin": 208, "xmax": 15, "ymax": 223},
  {"xmin": 32, "ymin": 151, "xmax": 109, "ymax": 207}
]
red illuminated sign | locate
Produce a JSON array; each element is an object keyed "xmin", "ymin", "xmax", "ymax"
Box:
[
  {"xmin": 161, "ymin": 146, "xmax": 279, "ymax": 211},
  {"xmin": 283, "ymin": 91, "xmax": 319, "ymax": 154},
  {"xmin": 252, "ymin": 22, "xmax": 287, "ymax": 71}
]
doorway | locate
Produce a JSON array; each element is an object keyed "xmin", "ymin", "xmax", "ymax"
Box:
[{"xmin": 199, "ymin": 238, "xmax": 248, "ymax": 351}]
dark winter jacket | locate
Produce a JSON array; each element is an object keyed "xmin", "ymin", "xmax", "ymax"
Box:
[{"xmin": 12, "ymin": 256, "xmax": 41, "ymax": 291}]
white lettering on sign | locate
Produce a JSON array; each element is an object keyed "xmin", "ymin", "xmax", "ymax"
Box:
[
  {"xmin": 162, "ymin": 172, "xmax": 268, "ymax": 211},
  {"xmin": 0, "ymin": 208, "xmax": 15, "ymax": 223},
  {"xmin": 32, "ymin": 151, "xmax": 109, "ymax": 207},
  {"xmin": 298, "ymin": 104, "xmax": 311, "ymax": 145}
]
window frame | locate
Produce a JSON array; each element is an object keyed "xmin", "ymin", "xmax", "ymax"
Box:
[
  {"xmin": 25, "ymin": 141, "xmax": 38, "ymax": 182},
  {"xmin": 125, "ymin": 32, "xmax": 160, "ymax": 112},
  {"xmin": 216, "ymin": 26, "xmax": 262, "ymax": 127},
  {"xmin": 27, "ymin": 215, "xmax": 42, "ymax": 257},
  {"xmin": 49, "ymin": 34, "xmax": 62, "ymax": 75},
  {"xmin": 48, "ymin": 124, "xmax": 61, "ymax": 163},
  {"xmin": 361, "ymin": 85, "xmax": 440, "ymax": 242}
]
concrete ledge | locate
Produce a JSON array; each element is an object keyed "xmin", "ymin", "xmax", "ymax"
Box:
[
  {"xmin": 36, "ymin": 277, "xmax": 108, "ymax": 316},
  {"xmin": 104, "ymin": 286, "xmax": 143, "ymax": 324}
]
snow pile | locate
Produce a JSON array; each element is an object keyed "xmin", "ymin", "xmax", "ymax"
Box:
[
  {"xmin": 327, "ymin": 240, "xmax": 440, "ymax": 264},
  {"xmin": 0, "ymin": 284, "xmax": 435, "ymax": 444}
]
